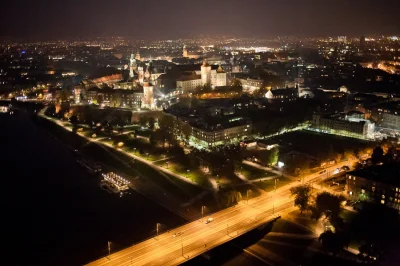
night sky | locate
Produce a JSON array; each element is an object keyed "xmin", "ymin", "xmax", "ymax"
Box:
[{"xmin": 1, "ymin": 0, "xmax": 399, "ymax": 39}]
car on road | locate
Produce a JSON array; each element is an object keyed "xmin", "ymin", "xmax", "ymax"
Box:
[
  {"xmin": 341, "ymin": 165, "xmax": 350, "ymax": 171},
  {"xmin": 319, "ymin": 170, "xmax": 327, "ymax": 174},
  {"xmin": 173, "ymin": 232, "xmax": 182, "ymax": 237},
  {"xmin": 205, "ymin": 218, "xmax": 214, "ymax": 224}
]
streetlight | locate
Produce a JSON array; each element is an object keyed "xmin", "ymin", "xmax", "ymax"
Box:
[
  {"xmin": 133, "ymin": 147, "xmax": 137, "ymax": 154},
  {"xmin": 274, "ymin": 178, "xmax": 279, "ymax": 193},
  {"xmin": 246, "ymin": 189, "xmax": 251, "ymax": 204},
  {"xmin": 156, "ymin": 223, "xmax": 160, "ymax": 239},
  {"xmin": 107, "ymin": 241, "xmax": 111, "ymax": 256},
  {"xmin": 166, "ymin": 161, "xmax": 169, "ymax": 169},
  {"xmin": 201, "ymin": 205, "xmax": 205, "ymax": 222},
  {"xmin": 273, "ymin": 178, "xmax": 279, "ymax": 215},
  {"xmin": 179, "ymin": 232, "xmax": 185, "ymax": 257},
  {"xmin": 186, "ymin": 169, "xmax": 190, "ymax": 178}
]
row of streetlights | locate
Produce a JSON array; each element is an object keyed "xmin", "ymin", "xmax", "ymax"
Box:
[{"xmin": 106, "ymin": 175, "xmax": 283, "ymax": 260}]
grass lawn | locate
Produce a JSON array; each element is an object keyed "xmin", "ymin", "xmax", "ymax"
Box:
[
  {"xmin": 39, "ymin": 115, "xmax": 205, "ymax": 198},
  {"xmin": 270, "ymin": 130, "xmax": 374, "ymax": 159},
  {"xmin": 155, "ymin": 160, "xmax": 212, "ymax": 189},
  {"xmin": 237, "ymin": 163, "xmax": 276, "ymax": 181},
  {"xmin": 253, "ymin": 175, "xmax": 291, "ymax": 192}
]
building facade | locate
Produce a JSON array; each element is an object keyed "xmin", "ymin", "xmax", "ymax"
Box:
[
  {"xmin": 211, "ymin": 65, "xmax": 227, "ymax": 87},
  {"xmin": 346, "ymin": 164, "xmax": 400, "ymax": 210},
  {"xmin": 192, "ymin": 123, "xmax": 252, "ymax": 147},
  {"xmin": 238, "ymin": 78, "xmax": 263, "ymax": 94},
  {"xmin": 176, "ymin": 73, "xmax": 202, "ymax": 92},
  {"xmin": 311, "ymin": 114, "xmax": 375, "ymax": 140},
  {"xmin": 201, "ymin": 60, "xmax": 212, "ymax": 85}
]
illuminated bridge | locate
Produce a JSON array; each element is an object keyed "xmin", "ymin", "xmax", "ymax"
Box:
[{"xmin": 86, "ymin": 162, "xmax": 351, "ymax": 266}]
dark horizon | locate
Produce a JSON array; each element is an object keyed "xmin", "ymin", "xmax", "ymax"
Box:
[{"xmin": 1, "ymin": 0, "xmax": 399, "ymax": 40}]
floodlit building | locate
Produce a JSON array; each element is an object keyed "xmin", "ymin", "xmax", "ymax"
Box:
[
  {"xmin": 190, "ymin": 117, "xmax": 252, "ymax": 147},
  {"xmin": 201, "ymin": 60, "xmax": 212, "ymax": 85},
  {"xmin": 370, "ymin": 103, "xmax": 400, "ymax": 131},
  {"xmin": 346, "ymin": 163, "xmax": 400, "ymax": 210},
  {"xmin": 142, "ymin": 80, "xmax": 155, "ymax": 109},
  {"xmin": 265, "ymin": 88, "xmax": 298, "ymax": 101},
  {"xmin": 238, "ymin": 78, "xmax": 263, "ymax": 94},
  {"xmin": 212, "ymin": 65, "xmax": 227, "ymax": 87},
  {"xmin": 311, "ymin": 113, "xmax": 375, "ymax": 140},
  {"xmin": 176, "ymin": 72, "xmax": 202, "ymax": 92}
]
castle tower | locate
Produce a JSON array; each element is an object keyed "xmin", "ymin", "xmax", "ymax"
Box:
[
  {"xmin": 129, "ymin": 54, "xmax": 137, "ymax": 79},
  {"xmin": 201, "ymin": 59, "xmax": 211, "ymax": 85},
  {"xmin": 144, "ymin": 68, "xmax": 151, "ymax": 81},
  {"xmin": 138, "ymin": 66, "xmax": 144, "ymax": 84},
  {"xmin": 215, "ymin": 65, "xmax": 227, "ymax": 87},
  {"xmin": 142, "ymin": 81, "xmax": 154, "ymax": 109}
]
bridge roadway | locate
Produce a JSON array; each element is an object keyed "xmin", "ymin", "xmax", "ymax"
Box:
[{"xmin": 86, "ymin": 161, "xmax": 353, "ymax": 266}]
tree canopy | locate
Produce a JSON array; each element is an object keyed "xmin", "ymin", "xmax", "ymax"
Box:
[{"xmin": 290, "ymin": 185, "xmax": 312, "ymax": 213}]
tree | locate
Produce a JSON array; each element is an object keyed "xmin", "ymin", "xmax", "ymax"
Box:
[
  {"xmin": 318, "ymin": 230, "xmax": 346, "ymax": 255},
  {"xmin": 138, "ymin": 116, "xmax": 148, "ymax": 127},
  {"xmin": 371, "ymin": 146, "xmax": 384, "ymax": 164},
  {"xmin": 353, "ymin": 161, "xmax": 363, "ymax": 170},
  {"xmin": 343, "ymin": 150, "xmax": 355, "ymax": 160},
  {"xmin": 148, "ymin": 117, "xmax": 155, "ymax": 131},
  {"xmin": 111, "ymin": 93, "xmax": 121, "ymax": 107},
  {"xmin": 335, "ymin": 152, "xmax": 343, "ymax": 163},
  {"xmin": 290, "ymin": 185, "xmax": 312, "ymax": 214},
  {"xmin": 59, "ymin": 89, "xmax": 71, "ymax": 102},
  {"xmin": 311, "ymin": 192, "xmax": 345, "ymax": 224},
  {"xmin": 269, "ymin": 147, "xmax": 279, "ymax": 166},
  {"xmin": 180, "ymin": 122, "xmax": 192, "ymax": 143},
  {"xmin": 230, "ymin": 78, "xmax": 243, "ymax": 92},
  {"xmin": 159, "ymin": 114, "xmax": 174, "ymax": 131},
  {"xmin": 70, "ymin": 115, "xmax": 79, "ymax": 133},
  {"xmin": 187, "ymin": 152, "xmax": 200, "ymax": 169},
  {"xmin": 96, "ymin": 94, "xmax": 104, "ymax": 105}
]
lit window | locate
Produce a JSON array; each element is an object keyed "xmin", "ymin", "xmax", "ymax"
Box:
[
  {"xmin": 381, "ymin": 200, "xmax": 385, "ymax": 204},
  {"xmin": 348, "ymin": 176, "xmax": 352, "ymax": 179},
  {"xmin": 349, "ymin": 191, "xmax": 353, "ymax": 196},
  {"xmin": 353, "ymin": 177, "xmax": 356, "ymax": 180},
  {"xmin": 382, "ymin": 195, "xmax": 385, "ymax": 199},
  {"xmin": 361, "ymin": 189, "xmax": 365, "ymax": 194}
]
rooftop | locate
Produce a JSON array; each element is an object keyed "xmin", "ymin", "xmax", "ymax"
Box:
[{"xmin": 349, "ymin": 163, "xmax": 400, "ymax": 187}]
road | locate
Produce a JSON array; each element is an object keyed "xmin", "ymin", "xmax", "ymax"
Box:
[{"xmin": 86, "ymin": 160, "xmax": 355, "ymax": 266}]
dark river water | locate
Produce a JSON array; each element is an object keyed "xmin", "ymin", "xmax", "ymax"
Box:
[{"xmin": 2, "ymin": 112, "xmax": 185, "ymax": 266}]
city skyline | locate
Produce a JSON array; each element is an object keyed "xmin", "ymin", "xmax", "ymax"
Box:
[{"xmin": 1, "ymin": 0, "xmax": 400, "ymax": 40}]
